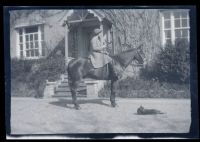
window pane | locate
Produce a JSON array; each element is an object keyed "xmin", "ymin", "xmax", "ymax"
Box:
[
  {"xmin": 20, "ymin": 51, "xmax": 23, "ymax": 58},
  {"xmin": 175, "ymin": 29, "xmax": 181, "ymax": 38},
  {"xmin": 35, "ymin": 42, "xmax": 38, "ymax": 48},
  {"xmin": 175, "ymin": 19, "xmax": 181, "ymax": 28},
  {"xmin": 26, "ymin": 35, "xmax": 29, "ymax": 41},
  {"xmin": 30, "ymin": 42, "xmax": 33, "ymax": 48},
  {"xmin": 182, "ymin": 29, "xmax": 188, "ymax": 37},
  {"xmin": 19, "ymin": 29, "xmax": 22, "ymax": 35},
  {"xmin": 25, "ymin": 26, "xmax": 38, "ymax": 33},
  {"xmin": 26, "ymin": 43, "xmax": 29, "ymax": 49},
  {"xmin": 164, "ymin": 20, "xmax": 171, "ymax": 29},
  {"xmin": 164, "ymin": 12, "xmax": 170, "ymax": 19},
  {"xmin": 34, "ymin": 34, "xmax": 38, "ymax": 40},
  {"xmin": 26, "ymin": 51, "xmax": 30, "ymax": 57},
  {"xmin": 31, "ymin": 50, "xmax": 34, "ymax": 56},
  {"xmin": 165, "ymin": 30, "xmax": 171, "ymax": 38},
  {"xmin": 20, "ymin": 44, "xmax": 23, "ymax": 50},
  {"xmin": 35, "ymin": 49, "xmax": 39, "ymax": 56},
  {"xmin": 174, "ymin": 12, "xmax": 181, "ymax": 19},
  {"xmin": 182, "ymin": 19, "xmax": 188, "ymax": 27},
  {"xmin": 181, "ymin": 12, "xmax": 188, "ymax": 18},
  {"xmin": 19, "ymin": 36, "xmax": 23, "ymax": 42},
  {"xmin": 30, "ymin": 34, "xmax": 33, "ymax": 41}
]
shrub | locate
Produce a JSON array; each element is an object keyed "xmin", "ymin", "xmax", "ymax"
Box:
[
  {"xmin": 11, "ymin": 58, "xmax": 39, "ymax": 81},
  {"xmin": 11, "ymin": 55, "xmax": 65, "ymax": 97},
  {"xmin": 11, "ymin": 80, "xmax": 36, "ymax": 97},
  {"xmin": 140, "ymin": 39, "xmax": 190, "ymax": 84},
  {"xmin": 29, "ymin": 56, "xmax": 65, "ymax": 97},
  {"xmin": 98, "ymin": 77, "xmax": 190, "ymax": 98},
  {"xmin": 98, "ymin": 39, "xmax": 190, "ymax": 98}
]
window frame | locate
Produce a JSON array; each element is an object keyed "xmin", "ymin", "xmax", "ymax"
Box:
[
  {"xmin": 16, "ymin": 24, "xmax": 45, "ymax": 59},
  {"xmin": 160, "ymin": 10, "xmax": 190, "ymax": 46}
]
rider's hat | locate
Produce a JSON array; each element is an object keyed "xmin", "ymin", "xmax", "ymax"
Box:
[{"xmin": 92, "ymin": 28, "xmax": 102, "ymax": 36}]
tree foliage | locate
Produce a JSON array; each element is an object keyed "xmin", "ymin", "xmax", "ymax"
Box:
[{"xmin": 140, "ymin": 39, "xmax": 190, "ymax": 84}]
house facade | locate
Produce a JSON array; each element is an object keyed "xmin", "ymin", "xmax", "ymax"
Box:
[
  {"xmin": 10, "ymin": 9, "xmax": 190, "ymax": 97},
  {"xmin": 10, "ymin": 10, "xmax": 67, "ymax": 59},
  {"xmin": 10, "ymin": 9, "xmax": 190, "ymax": 65}
]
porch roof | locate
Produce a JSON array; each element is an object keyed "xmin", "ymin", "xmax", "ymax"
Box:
[{"xmin": 61, "ymin": 9, "xmax": 112, "ymax": 27}]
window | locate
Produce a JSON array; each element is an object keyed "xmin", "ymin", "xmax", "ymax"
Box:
[
  {"xmin": 161, "ymin": 10, "xmax": 190, "ymax": 46},
  {"xmin": 17, "ymin": 25, "xmax": 45, "ymax": 59}
]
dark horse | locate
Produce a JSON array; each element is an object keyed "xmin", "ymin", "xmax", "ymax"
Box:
[{"xmin": 67, "ymin": 45, "xmax": 144, "ymax": 109}]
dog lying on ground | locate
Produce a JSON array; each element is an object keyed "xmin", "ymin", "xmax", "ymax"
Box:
[{"xmin": 137, "ymin": 105, "xmax": 164, "ymax": 115}]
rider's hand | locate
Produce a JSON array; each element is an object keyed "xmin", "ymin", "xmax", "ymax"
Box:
[{"xmin": 102, "ymin": 42, "xmax": 106, "ymax": 48}]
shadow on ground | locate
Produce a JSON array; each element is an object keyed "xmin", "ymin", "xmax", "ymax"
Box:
[{"xmin": 49, "ymin": 98, "xmax": 111, "ymax": 109}]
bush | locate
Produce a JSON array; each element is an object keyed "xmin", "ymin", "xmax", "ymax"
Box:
[
  {"xmin": 98, "ymin": 77, "xmax": 190, "ymax": 98},
  {"xmin": 11, "ymin": 58, "xmax": 38, "ymax": 81},
  {"xmin": 98, "ymin": 39, "xmax": 191, "ymax": 98},
  {"xmin": 11, "ymin": 55, "xmax": 65, "ymax": 97},
  {"xmin": 140, "ymin": 39, "xmax": 190, "ymax": 84}
]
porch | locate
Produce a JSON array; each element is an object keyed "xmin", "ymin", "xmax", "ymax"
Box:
[{"xmin": 50, "ymin": 10, "xmax": 113, "ymax": 98}]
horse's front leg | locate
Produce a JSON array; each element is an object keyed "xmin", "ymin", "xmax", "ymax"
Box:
[
  {"xmin": 69, "ymin": 81, "xmax": 80, "ymax": 110},
  {"xmin": 110, "ymin": 80, "xmax": 118, "ymax": 107}
]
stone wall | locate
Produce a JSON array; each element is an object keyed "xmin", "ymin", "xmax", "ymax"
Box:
[
  {"xmin": 10, "ymin": 9, "xmax": 163, "ymax": 73},
  {"xmin": 99, "ymin": 9, "xmax": 163, "ymax": 77},
  {"xmin": 10, "ymin": 10, "xmax": 68, "ymax": 58}
]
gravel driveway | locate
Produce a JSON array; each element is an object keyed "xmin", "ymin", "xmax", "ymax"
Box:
[{"xmin": 11, "ymin": 97, "xmax": 191, "ymax": 134}]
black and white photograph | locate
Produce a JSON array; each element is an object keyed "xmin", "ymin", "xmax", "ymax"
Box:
[{"xmin": 4, "ymin": 6, "xmax": 198, "ymax": 139}]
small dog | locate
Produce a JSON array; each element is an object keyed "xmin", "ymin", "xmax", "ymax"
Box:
[{"xmin": 137, "ymin": 106, "xmax": 164, "ymax": 115}]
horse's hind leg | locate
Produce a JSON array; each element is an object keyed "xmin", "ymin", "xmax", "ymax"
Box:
[{"xmin": 69, "ymin": 81, "xmax": 80, "ymax": 110}]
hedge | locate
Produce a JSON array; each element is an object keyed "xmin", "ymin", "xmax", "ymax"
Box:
[
  {"xmin": 11, "ymin": 55, "xmax": 65, "ymax": 97},
  {"xmin": 140, "ymin": 39, "xmax": 190, "ymax": 84},
  {"xmin": 98, "ymin": 77, "xmax": 190, "ymax": 98}
]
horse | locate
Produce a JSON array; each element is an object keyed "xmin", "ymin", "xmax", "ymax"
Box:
[{"xmin": 67, "ymin": 44, "xmax": 145, "ymax": 109}]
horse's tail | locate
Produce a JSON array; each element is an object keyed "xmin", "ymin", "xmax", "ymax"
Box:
[{"xmin": 66, "ymin": 58, "xmax": 76, "ymax": 84}]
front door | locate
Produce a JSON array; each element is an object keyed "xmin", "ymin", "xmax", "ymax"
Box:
[
  {"xmin": 78, "ymin": 27, "xmax": 90, "ymax": 58},
  {"xmin": 68, "ymin": 28, "xmax": 78, "ymax": 58}
]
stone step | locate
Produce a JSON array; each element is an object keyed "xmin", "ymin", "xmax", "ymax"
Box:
[
  {"xmin": 57, "ymin": 86, "xmax": 86, "ymax": 90},
  {"xmin": 52, "ymin": 94, "xmax": 87, "ymax": 98},
  {"xmin": 53, "ymin": 91, "xmax": 86, "ymax": 98},
  {"xmin": 53, "ymin": 94, "xmax": 87, "ymax": 98},
  {"xmin": 52, "ymin": 73, "xmax": 88, "ymax": 98},
  {"xmin": 58, "ymin": 82, "xmax": 86, "ymax": 87},
  {"xmin": 55, "ymin": 87, "xmax": 86, "ymax": 92}
]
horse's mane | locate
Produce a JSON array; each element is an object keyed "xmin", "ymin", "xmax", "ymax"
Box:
[{"xmin": 110, "ymin": 48, "xmax": 137, "ymax": 68}]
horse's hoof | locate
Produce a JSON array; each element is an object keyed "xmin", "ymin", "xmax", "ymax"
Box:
[
  {"xmin": 74, "ymin": 105, "xmax": 81, "ymax": 110},
  {"xmin": 111, "ymin": 103, "xmax": 118, "ymax": 108}
]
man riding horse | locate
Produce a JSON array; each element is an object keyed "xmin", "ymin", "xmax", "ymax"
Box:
[
  {"xmin": 67, "ymin": 27, "xmax": 145, "ymax": 109},
  {"xmin": 88, "ymin": 28, "xmax": 112, "ymax": 69}
]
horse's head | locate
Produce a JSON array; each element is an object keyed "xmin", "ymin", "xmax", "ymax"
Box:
[{"xmin": 134, "ymin": 44, "xmax": 145, "ymax": 65}]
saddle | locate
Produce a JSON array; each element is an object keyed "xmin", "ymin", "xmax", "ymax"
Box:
[
  {"xmin": 89, "ymin": 51, "xmax": 113, "ymax": 69},
  {"xmin": 86, "ymin": 58, "xmax": 118, "ymax": 80}
]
